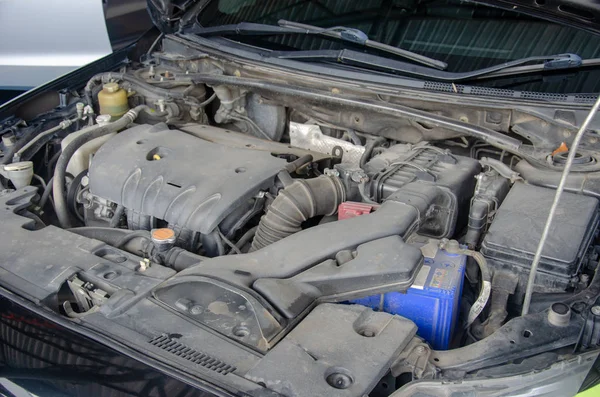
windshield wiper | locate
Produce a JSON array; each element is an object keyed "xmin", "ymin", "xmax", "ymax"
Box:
[
  {"xmin": 183, "ymin": 21, "xmax": 448, "ymax": 70},
  {"xmin": 267, "ymin": 49, "xmax": 584, "ymax": 82},
  {"xmin": 469, "ymin": 57, "xmax": 600, "ymax": 81},
  {"xmin": 183, "ymin": 23, "xmax": 585, "ymax": 82}
]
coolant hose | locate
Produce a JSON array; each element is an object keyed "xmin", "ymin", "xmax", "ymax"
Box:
[
  {"xmin": 472, "ymin": 272, "xmax": 518, "ymax": 338},
  {"xmin": 53, "ymin": 106, "xmax": 149, "ymax": 228},
  {"xmin": 359, "ymin": 136, "xmax": 386, "ymax": 168},
  {"xmin": 250, "ymin": 175, "xmax": 346, "ymax": 251},
  {"xmin": 109, "ymin": 204, "xmax": 125, "ymax": 228},
  {"xmin": 38, "ymin": 176, "xmax": 53, "ymax": 209},
  {"xmin": 68, "ymin": 227, "xmax": 207, "ymax": 270},
  {"xmin": 440, "ymin": 239, "xmax": 491, "ymax": 327}
]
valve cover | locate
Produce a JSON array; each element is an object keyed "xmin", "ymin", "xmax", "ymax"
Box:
[{"xmin": 88, "ymin": 123, "xmax": 287, "ymax": 234}]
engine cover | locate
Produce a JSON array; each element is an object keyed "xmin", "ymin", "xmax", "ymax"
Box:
[{"xmin": 88, "ymin": 123, "xmax": 287, "ymax": 235}]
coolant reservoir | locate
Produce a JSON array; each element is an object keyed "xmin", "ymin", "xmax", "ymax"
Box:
[
  {"xmin": 98, "ymin": 82, "xmax": 129, "ymax": 119},
  {"xmin": 61, "ymin": 126, "xmax": 116, "ymax": 177}
]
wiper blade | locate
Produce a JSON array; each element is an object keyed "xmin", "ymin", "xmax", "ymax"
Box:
[
  {"xmin": 184, "ymin": 21, "xmax": 447, "ymax": 70},
  {"xmin": 277, "ymin": 19, "xmax": 447, "ymax": 70},
  {"xmin": 470, "ymin": 57, "xmax": 600, "ymax": 81},
  {"xmin": 268, "ymin": 49, "xmax": 584, "ymax": 82}
]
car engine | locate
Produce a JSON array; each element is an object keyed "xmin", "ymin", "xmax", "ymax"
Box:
[{"xmin": 1, "ymin": 34, "xmax": 600, "ymax": 397}]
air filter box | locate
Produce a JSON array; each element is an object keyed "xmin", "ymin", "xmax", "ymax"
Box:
[
  {"xmin": 364, "ymin": 143, "xmax": 480, "ymax": 238},
  {"xmin": 481, "ymin": 183, "xmax": 599, "ymax": 297},
  {"xmin": 349, "ymin": 246, "xmax": 466, "ymax": 350}
]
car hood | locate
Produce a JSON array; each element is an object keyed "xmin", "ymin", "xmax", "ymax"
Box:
[{"xmin": 147, "ymin": 0, "xmax": 600, "ymax": 35}]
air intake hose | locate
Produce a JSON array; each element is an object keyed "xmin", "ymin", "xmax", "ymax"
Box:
[{"xmin": 250, "ymin": 176, "xmax": 346, "ymax": 251}]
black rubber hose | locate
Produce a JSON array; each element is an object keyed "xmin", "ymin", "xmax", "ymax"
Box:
[
  {"xmin": 67, "ymin": 169, "xmax": 89, "ymax": 224},
  {"xmin": 68, "ymin": 227, "xmax": 151, "ymax": 257},
  {"xmin": 227, "ymin": 226, "xmax": 258, "ymax": 255},
  {"xmin": 359, "ymin": 136, "xmax": 386, "ymax": 168},
  {"xmin": 53, "ymin": 106, "xmax": 147, "ymax": 228},
  {"xmin": 38, "ymin": 176, "xmax": 53, "ymax": 209},
  {"xmin": 162, "ymin": 247, "xmax": 207, "ymax": 271},
  {"xmin": 46, "ymin": 150, "xmax": 62, "ymax": 180},
  {"xmin": 250, "ymin": 176, "xmax": 346, "ymax": 251},
  {"xmin": 68, "ymin": 227, "xmax": 206, "ymax": 270},
  {"xmin": 109, "ymin": 205, "xmax": 125, "ymax": 228},
  {"xmin": 284, "ymin": 154, "xmax": 313, "ymax": 173},
  {"xmin": 464, "ymin": 198, "xmax": 492, "ymax": 250},
  {"xmin": 115, "ymin": 230, "xmax": 152, "ymax": 249},
  {"xmin": 0, "ymin": 125, "xmax": 42, "ymax": 165}
]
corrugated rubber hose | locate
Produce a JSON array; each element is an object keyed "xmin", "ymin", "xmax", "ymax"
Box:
[{"xmin": 250, "ymin": 176, "xmax": 346, "ymax": 251}]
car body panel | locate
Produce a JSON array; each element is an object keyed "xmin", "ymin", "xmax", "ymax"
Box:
[{"xmin": 0, "ymin": 0, "xmax": 151, "ymax": 90}]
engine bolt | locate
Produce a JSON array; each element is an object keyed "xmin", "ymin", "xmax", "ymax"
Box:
[
  {"xmin": 591, "ymin": 306, "xmax": 600, "ymax": 316},
  {"xmin": 190, "ymin": 305, "xmax": 204, "ymax": 315},
  {"xmin": 581, "ymin": 274, "xmax": 591, "ymax": 285},
  {"xmin": 326, "ymin": 372, "xmax": 353, "ymax": 389}
]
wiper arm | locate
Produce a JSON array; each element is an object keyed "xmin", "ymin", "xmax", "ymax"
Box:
[
  {"xmin": 183, "ymin": 22, "xmax": 447, "ymax": 70},
  {"xmin": 276, "ymin": 19, "xmax": 447, "ymax": 70},
  {"xmin": 268, "ymin": 49, "xmax": 584, "ymax": 82},
  {"xmin": 469, "ymin": 57, "xmax": 600, "ymax": 81}
]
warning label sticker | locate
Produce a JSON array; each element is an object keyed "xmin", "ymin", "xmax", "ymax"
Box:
[{"xmin": 430, "ymin": 268, "xmax": 449, "ymax": 290}]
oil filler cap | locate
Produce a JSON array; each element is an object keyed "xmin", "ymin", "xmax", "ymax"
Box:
[{"xmin": 151, "ymin": 228, "xmax": 176, "ymax": 252}]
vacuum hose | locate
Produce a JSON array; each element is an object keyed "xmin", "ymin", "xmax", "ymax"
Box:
[{"xmin": 250, "ymin": 176, "xmax": 346, "ymax": 251}]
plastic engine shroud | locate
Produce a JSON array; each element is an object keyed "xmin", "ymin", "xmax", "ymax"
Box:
[{"xmin": 88, "ymin": 123, "xmax": 287, "ymax": 234}]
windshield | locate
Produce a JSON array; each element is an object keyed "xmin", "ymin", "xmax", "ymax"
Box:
[{"xmin": 196, "ymin": 0, "xmax": 600, "ymax": 94}]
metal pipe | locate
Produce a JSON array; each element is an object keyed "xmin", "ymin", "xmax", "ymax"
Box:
[
  {"xmin": 13, "ymin": 118, "xmax": 77, "ymax": 161},
  {"xmin": 522, "ymin": 94, "xmax": 600, "ymax": 316}
]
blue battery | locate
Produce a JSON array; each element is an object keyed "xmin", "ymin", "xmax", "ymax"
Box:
[{"xmin": 349, "ymin": 247, "xmax": 466, "ymax": 350}]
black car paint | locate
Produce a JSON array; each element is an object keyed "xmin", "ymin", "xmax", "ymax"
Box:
[
  {"xmin": 1, "ymin": 1, "xmax": 600, "ymax": 395},
  {"xmin": 0, "ymin": 296, "xmax": 214, "ymax": 397}
]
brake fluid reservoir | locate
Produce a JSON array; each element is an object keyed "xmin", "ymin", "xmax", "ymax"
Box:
[{"xmin": 98, "ymin": 82, "xmax": 129, "ymax": 119}]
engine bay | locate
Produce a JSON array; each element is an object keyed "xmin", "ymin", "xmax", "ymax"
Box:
[{"xmin": 0, "ymin": 34, "xmax": 600, "ymax": 396}]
